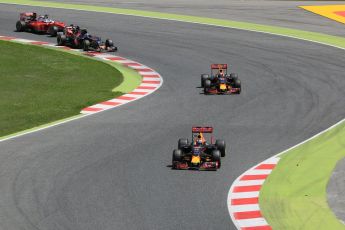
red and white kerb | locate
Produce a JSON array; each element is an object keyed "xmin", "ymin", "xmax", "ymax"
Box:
[
  {"xmin": 81, "ymin": 52, "xmax": 162, "ymax": 114},
  {"xmin": 227, "ymin": 157, "xmax": 280, "ymax": 230}
]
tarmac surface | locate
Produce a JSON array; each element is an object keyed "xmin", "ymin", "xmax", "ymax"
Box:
[
  {"xmin": 0, "ymin": 2, "xmax": 345, "ymax": 230},
  {"xmin": 47, "ymin": 0, "xmax": 345, "ymax": 36}
]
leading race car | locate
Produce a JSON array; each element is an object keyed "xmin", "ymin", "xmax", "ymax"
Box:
[
  {"xmin": 16, "ymin": 12, "xmax": 65, "ymax": 36},
  {"xmin": 201, "ymin": 64, "xmax": 241, "ymax": 95},
  {"xmin": 172, "ymin": 126, "xmax": 226, "ymax": 171},
  {"xmin": 57, "ymin": 26, "xmax": 117, "ymax": 52}
]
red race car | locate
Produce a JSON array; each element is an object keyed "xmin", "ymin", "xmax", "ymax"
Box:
[{"xmin": 16, "ymin": 12, "xmax": 65, "ymax": 36}]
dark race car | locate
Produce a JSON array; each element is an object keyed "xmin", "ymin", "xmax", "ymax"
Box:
[
  {"xmin": 172, "ymin": 126, "xmax": 226, "ymax": 171},
  {"xmin": 57, "ymin": 27, "xmax": 117, "ymax": 52},
  {"xmin": 201, "ymin": 64, "xmax": 241, "ymax": 95},
  {"xmin": 16, "ymin": 12, "xmax": 65, "ymax": 36}
]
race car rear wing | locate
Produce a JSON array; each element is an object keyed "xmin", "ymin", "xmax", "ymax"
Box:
[
  {"xmin": 20, "ymin": 12, "xmax": 36, "ymax": 21},
  {"xmin": 192, "ymin": 126, "xmax": 213, "ymax": 133},
  {"xmin": 211, "ymin": 64, "xmax": 227, "ymax": 69}
]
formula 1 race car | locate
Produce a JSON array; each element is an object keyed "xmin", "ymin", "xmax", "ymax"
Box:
[
  {"xmin": 16, "ymin": 12, "xmax": 65, "ymax": 36},
  {"xmin": 172, "ymin": 126, "xmax": 226, "ymax": 171},
  {"xmin": 57, "ymin": 26, "xmax": 117, "ymax": 52},
  {"xmin": 201, "ymin": 64, "xmax": 241, "ymax": 95}
]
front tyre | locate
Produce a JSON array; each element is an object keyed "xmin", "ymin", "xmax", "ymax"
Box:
[
  {"xmin": 204, "ymin": 79, "xmax": 211, "ymax": 94},
  {"xmin": 212, "ymin": 150, "xmax": 221, "ymax": 168},
  {"xmin": 201, "ymin": 74, "xmax": 209, "ymax": 87},
  {"xmin": 105, "ymin": 39, "xmax": 114, "ymax": 48},
  {"xmin": 57, "ymin": 34, "xmax": 66, "ymax": 46},
  {"xmin": 172, "ymin": 149, "xmax": 182, "ymax": 168},
  {"xmin": 235, "ymin": 79, "xmax": 241, "ymax": 94}
]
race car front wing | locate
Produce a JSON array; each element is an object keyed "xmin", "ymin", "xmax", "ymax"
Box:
[
  {"xmin": 173, "ymin": 161, "xmax": 219, "ymax": 170},
  {"xmin": 205, "ymin": 87, "xmax": 240, "ymax": 94}
]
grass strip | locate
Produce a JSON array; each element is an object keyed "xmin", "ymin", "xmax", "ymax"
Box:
[
  {"xmin": 106, "ymin": 61, "xmax": 142, "ymax": 93},
  {"xmin": 38, "ymin": 45, "xmax": 143, "ymax": 94},
  {"xmin": 260, "ymin": 121, "xmax": 345, "ymax": 229},
  {"xmin": 0, "ymin": 40, "xmax": 123, "ymax": 136}
]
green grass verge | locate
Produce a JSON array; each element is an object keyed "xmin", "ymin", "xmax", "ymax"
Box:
[
  {"xmin": 107, "ymin": 61, "xmax": 142, "ymax": 93},
  {"xmin": 0, "ymin": 40, "xmax": 124, "ymax": 137},
  {"xmin": 260, "ymin": 121, "xmax": 345, "ymax": 229},
  {"xmin": 1, "ymin": 0, "xmax": 345, "ymax": 49},
  {"xmin": 41, "ymin": 46, "xmax": 142, "ymax": 94}
]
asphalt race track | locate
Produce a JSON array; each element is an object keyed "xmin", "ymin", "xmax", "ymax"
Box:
[
  {"xmin": 1, "ymin": 4, "xmax": 345, "ymax": 230},
  {"xmin": 47, "ymin": 0, "xmax": 345, "ymax": 36}
]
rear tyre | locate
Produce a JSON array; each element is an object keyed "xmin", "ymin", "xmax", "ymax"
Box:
[
  {"xmin": 83, "ymin": 40, "xmax": 90, "ymax": 51},
  {"xmin": 230, "ymin": 73, "xmax": 238, "ymax": 81},
  {"xmin": 204, "ymin": 79, "xmax": 211, "ymax": 94},
  {"xmin": 178, "ymin": 138, "xmax": 188, "ymax": 150},
  {"xmin": 212, "ymin": 150, "xmax": 221, "ymax": 168},
  {"xmin": 49, "ymin": 26, "xmax": 58, "ymax": 37},
  {"xmin": 216, "ymin": 139, "xmax": 226, "ymax": 157},
  {"xmin": 16, "ymin": 21, "xmax": 26, "ymax": 32},
  {"xmin": 201, "ymin": 74, "xmax": 209, "ymax": 87},
  {"xmin": 57, "ymin": 34, "xmax": 66, "ymax": 46}
]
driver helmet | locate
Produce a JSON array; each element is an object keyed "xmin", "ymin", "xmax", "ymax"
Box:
[
  {"xmin": 72, "ymin": 25, "xmax": 79, "ymax": 33},
  {"xmin": 32, "ymin": 13, "xmax": 37, "ymax": 20},
  {"xmin": 196, "ymin": 134, "xmax": 203, "ymax": 146},
  {"xmin": 44, "ymin": 14, "xmax": 49, "ymax": 19},
  {"xmin": 81, "ymin": 28, "xmax": 88, "ymax": 35}
]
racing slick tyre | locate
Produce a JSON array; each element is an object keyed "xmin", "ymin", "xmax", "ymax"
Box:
[
  {"xmin": 201, "ymin": 74, "xmax": 209, "ymax": 87},
  {"xmin": 48, "ymin": 26, "xmax": 58, "ymax": 37},
  {"xmin": 212, "ymin": 150, "xmax": 221, "ymax": 168},
  {"xmin": 178, "ymin": 138, "xmax": 189, "ymax": 150},
  {"xmin": 57, "ymin": 34, "xmax": 66, "ymax": 46},
  {"xmin": 83, "ymin": 40, "xmax": 90, "ymax": 51},
  {"xmin": 106, "ymin": 39, "xmax": 117, "ymax": 51},
  {"xmin": 204, "ymin": 79, "xmax": 211, "ymax": 94},
  {"xmin": 16, "ymin": 21, "xmax": 26, "ymax": 32},
  {"xmin": 216, "ymin": 139, "xmax": 226, "ymax": 157},
  {"xmin": 230, "ymin": 73, "xmax": 238, "ymax": 80},
  {"xmin": 105, "ymin": 39, "xmax": 114, "ymax": 48},
  {"xmin": 172, "ymin": 149, "xmax": 182, "ymax": 168},
  {"xmin": 235, "ymin": 79, "xmax": 241, "ymax": 94}
]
